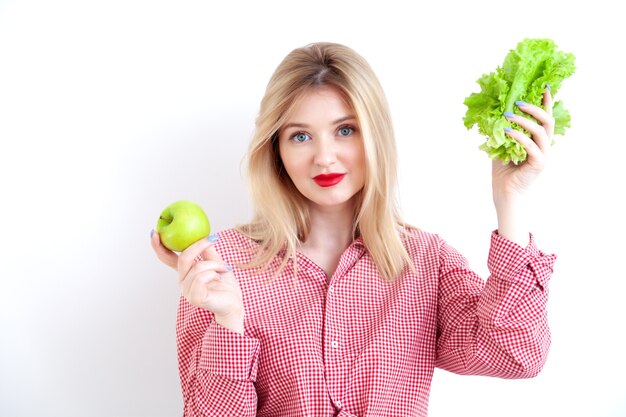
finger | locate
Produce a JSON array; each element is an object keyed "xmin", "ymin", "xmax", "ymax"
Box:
[
  {"xmin": 199, "ymin": 237, "xmax": 225, "ymax": 264},
  {"xmin": 180, "ymin": 233, "xmax": 220, "ymax": 262},
  {"xmin": 504, "ymin": 128, "xmax": 543, "ymax": 163},
  {"xmin": 185, "ymin": 268, "xmax": 224, "ymax": 307},
  {"xmin": 195, "ymin": 253, "xmax": 235, "ymax": 284},
  {"xmin": 150, "ymin": 230, "xmax": 178, "ymax": 270},
  {"xmin": 541, "ymin": 88, "xmax": 555, "ymax": 138},
  {"xmin": 504, "ymin": 112, "xmax": 551, "ymax": 153},
  {"xmin": 177, "ymin": 235, "xmax": 219, "ymax": 284},
  {"xmin": 183, "ymin": 262, "xmax": 233, "ymax": 307},
  {"xmin": 514, "ymin": 102, "xmax": 554, "ymax": 137},
  {"xmin": 197, "ymin": 236, "xmax": 236, "ymax": 281},
  {"xmin": 543, "ymin": 85, "xmax": 553, "ymax": 116},
  {"xmin": 191, "ymin": 259, "xmax": 232, "ymax": 274},
  {"xmin": 182, "ymin": 260, "xmax": 229, "ymax": 288}
]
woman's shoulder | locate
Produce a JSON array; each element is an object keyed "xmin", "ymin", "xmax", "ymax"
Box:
[
  {"xmin": 399, "ymin": 225, "xmax": 444, "ymax": 254},
  {"xmin": 214, "ymin": 227, "xmax": 260, "ymax": 263},
  {"xmin": 217, "ymin": 227, "xmax": 257, "ymax": 245}
]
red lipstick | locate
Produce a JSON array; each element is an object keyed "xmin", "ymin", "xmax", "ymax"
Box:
[{"xmin": 313, "ymin": 173, "xmax": 346, "ymax": 187}]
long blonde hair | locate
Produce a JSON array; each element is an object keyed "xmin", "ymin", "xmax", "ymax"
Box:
[{"xmin": 236, "ymin": 42, "xmax": 413, "ymax": 280}]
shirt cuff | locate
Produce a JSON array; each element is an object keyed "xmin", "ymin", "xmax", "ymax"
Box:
[
  {"xmin": 488, "ymin": 230, "xmax": 557, "ymax": 288},
  {"xmin": 199, "ymin": 319, "xmax": 260, "ymax": 382}
]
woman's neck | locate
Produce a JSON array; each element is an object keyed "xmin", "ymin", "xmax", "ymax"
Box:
[
  {"xmin": 298, "ymin": 201, "xmax": 357, "ymax": 277},
  {"xmin": 303, "ymin": 202, "xmax": 355, "ymax": 250}
]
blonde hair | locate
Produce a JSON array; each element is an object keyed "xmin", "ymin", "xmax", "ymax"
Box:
[{"xmin": 236, "ymin": 42, "xmax": 413, "ymax": 280}]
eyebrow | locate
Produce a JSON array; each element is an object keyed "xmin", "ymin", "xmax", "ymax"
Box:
[{"xmin": 282, "ymin": 115, "xmax": 357, "ymax": 130}]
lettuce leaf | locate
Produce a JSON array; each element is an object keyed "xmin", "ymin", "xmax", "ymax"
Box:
[{"xmin": 463, "ymin": 38, "xmax": 576, "ymax": 164}]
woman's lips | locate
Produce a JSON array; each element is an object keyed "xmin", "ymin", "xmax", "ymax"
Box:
[{"xmin": 313, "ymin": 173, "xmax": 346, "ymax": 187}]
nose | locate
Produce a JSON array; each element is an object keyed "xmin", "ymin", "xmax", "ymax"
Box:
[{"xmin": 313, "ymin": 136, "xmax": 337, "ymax": 167}]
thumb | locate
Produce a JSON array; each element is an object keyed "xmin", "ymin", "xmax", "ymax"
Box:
[
  {"xmin": 200, "ymin": 234, "xmax": 225, "ymax": 263},
  {"xmin": 200, "ymin": 234, "xmax": 237, "ymax": 283}
]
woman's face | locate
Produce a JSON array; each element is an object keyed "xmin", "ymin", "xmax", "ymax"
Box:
[{"xmin": 278, "ymin": 86, "xmax": 366, "ymax": 211}]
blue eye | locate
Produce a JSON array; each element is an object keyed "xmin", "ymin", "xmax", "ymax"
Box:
[
  {"xmin": 338, "ymin": 126, "xmax": 354, "ymax": 136},
  {"xmin": 292, "ymin": 132, "xmax": 310, "ymax": 143}
]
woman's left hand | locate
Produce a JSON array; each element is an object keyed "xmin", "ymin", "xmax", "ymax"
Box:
[{"xmin": 492, "ymin": 87, "xmax": 554, "ymax": 205}]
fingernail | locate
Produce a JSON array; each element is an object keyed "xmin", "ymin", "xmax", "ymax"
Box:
[
  {"xmin": 515, "ymin": 100, "xmax": 527, "ymax": 107},
  {"xmin": 504, "ymin": 127, "xmax": 513, "ymax": 133},
  {"xmin": 503, "ymin": 112, "xmax": 515, "ymax": 119},
  {"xmin": 225, "ymin": 264, "xmax": 232, "ymax": 271},
  {"xmin": 545, "ymin": 84, "xmax": 551, "ymax": 92},
  {"xmin": 207, "ymin": 233, "xmax": 219, "ymax": 242},
  {"xmin": 150, "ymin": 229, "xmax": 154, "ymax": 238}
]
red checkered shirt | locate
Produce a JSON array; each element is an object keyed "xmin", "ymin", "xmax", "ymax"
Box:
[{"xmin": 176, "ymin": 228, "xmax": 556, "ymax": 416}]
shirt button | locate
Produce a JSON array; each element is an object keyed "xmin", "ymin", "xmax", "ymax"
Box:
[
  {"xmin": 336, "ymin": 401, "xmax": 342, "ymax": 408},
  {"xmin": 331, "ymin": 340, "xmax": 339, "ymax": 348}
]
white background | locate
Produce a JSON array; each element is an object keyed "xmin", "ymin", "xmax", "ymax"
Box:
[{"xmin": 1, "ymin": 0, "xmax": 624, "ymax": 416}]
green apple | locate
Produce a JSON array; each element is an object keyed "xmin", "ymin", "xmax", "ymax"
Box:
[{"xmin": 156, "ymin": 200, "xmax": 211, "ymax": 252}]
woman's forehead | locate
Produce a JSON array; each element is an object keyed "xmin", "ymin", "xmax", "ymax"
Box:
[{"xmin": 282, "ymin": 86, "xmax": 355, "ymax": 125}]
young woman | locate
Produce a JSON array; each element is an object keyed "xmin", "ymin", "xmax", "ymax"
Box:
[{"xmin": 151, "ymin": 42, "xmax": 556, "ymax": 417}]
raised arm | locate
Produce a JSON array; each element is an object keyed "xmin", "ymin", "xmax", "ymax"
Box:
[{"xmin": 435, "ymin": 232, "xmax": 556, "ymax": 378}]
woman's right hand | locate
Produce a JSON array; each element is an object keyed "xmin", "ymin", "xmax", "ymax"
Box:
[{"xmin": 151, "ymin": 232, "xmax": 245, "ymax": 335}]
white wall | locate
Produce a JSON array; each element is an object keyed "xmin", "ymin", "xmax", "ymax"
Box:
[{"xmin": 1, "ymin": 0, "xmax": 624, "ymax": 416}]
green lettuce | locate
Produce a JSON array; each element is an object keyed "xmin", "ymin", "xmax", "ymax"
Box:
[{"xmin": 463, "ymin": 38, "xmax": 576, "ymax": 164}]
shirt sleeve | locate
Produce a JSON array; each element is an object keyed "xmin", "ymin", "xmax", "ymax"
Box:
[
  {"xmin": 434, "ymin": 231, "xmax": 557, "ymax": 378},
  {"xmin": 176, "ymin": 296, "xmax": 260, "ymax": 416}
]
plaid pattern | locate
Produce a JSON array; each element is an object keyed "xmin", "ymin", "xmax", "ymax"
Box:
[{"xmin": 176, "ymin": 229, "xmax": 556, "ymax": 416}]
